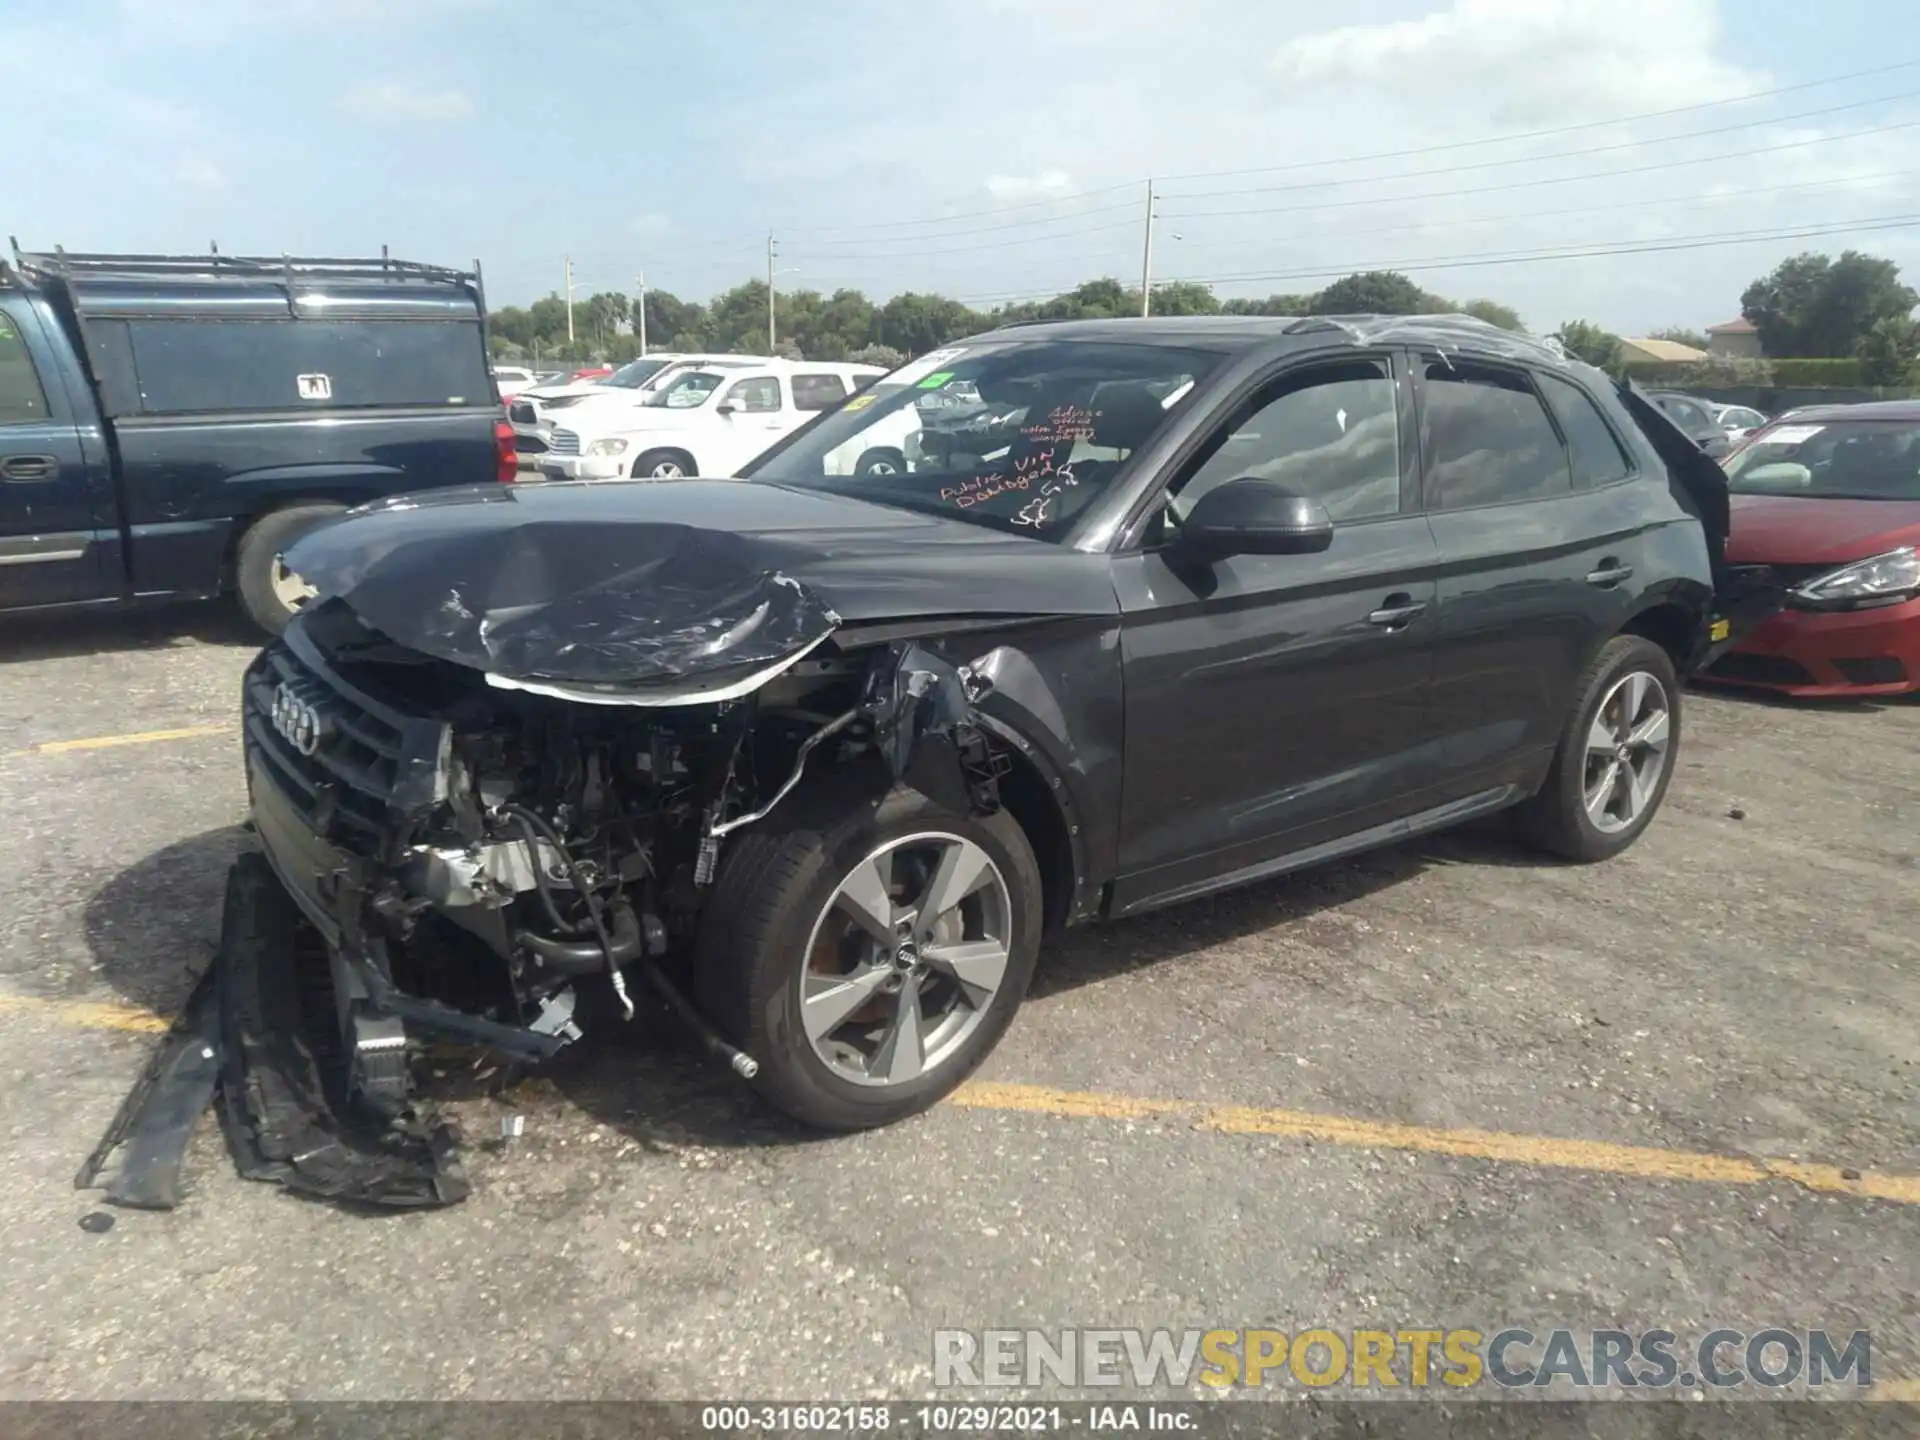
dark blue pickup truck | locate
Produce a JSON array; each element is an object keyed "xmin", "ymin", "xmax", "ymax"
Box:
[{"xmin": 0, "ymin": 246, "xmax": 515, "ymax": 632}]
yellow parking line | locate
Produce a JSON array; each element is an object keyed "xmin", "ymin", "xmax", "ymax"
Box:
[
  {"xmin": 952, "ymin": 1082, "xmax": 1920, "ymax": 1206},
  {"xmin": 13, "ymin": 724, "xmax": 232, "ymax": 756},
  {"xmin": 0, "ymin": 992, "xmax": 171, "ymax": 1033},
  {"xmin": 8, "ymin": 991, "xmax": 1915, "ymax": 1207}
]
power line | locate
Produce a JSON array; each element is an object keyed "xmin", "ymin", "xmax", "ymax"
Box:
[
  {"xmin": 768, "ymin": 57, "xmax": 1920, "ymax": 238},
  {"xmin": 1163, "ymin": 88, "xmax": 1920, "ymax": 203},
  {"xmin": 721, "ymin": 86, "xmax": 1920, "ymax": 262},
  {"xmin": 945, "ymin": 213, "xmax": 1920, "ymax": 305},
  {"xmin": 1163, "ymin": 118, "xmax": 1920, "ymax": 223},
  {"xmin": 1155, "ymin": 58, "xmax": 1920, "ymax": 186},
  {"xmin": 791, "ymin": 170, "xmax": 1920, "ymax": 288}
]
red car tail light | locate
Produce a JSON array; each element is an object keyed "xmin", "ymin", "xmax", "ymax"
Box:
[{"xmin": 493, "ymin": 419, "xmax": 518, "ymax": 484}]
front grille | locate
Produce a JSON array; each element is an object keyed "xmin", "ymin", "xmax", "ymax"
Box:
[
  {"xmin": 508, "ymin": 399, "xmax": 539, "ymax": 424},
  {"xmin": 1701, "ymin": 652, "xmax": 1817, "ymax": 687},
  {"xmin": 1833, "ymin": 656, "xmax": 1909, "ymax": 686},
  {"xmin": 243, "ymin": 607, "xmax": 451, "ymax": 850},
  {"xmin": 515, "ymin": 431, "xmax": 548, "ymax": 455},
  {"xmin": 549, "ymin": 428, "xmax": 582, "ymax": 456}
]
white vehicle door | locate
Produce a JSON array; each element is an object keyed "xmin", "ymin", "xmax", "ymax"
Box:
[{"xmin": 709, "ymin": 374, "xmax": 789, "ymax": 473}]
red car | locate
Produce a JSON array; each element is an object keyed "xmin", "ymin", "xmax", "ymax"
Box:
[
  {"xmin": 570, "ymin": 364, "xmax": 612, "ymax": 382},
  {"xmin": 1698, "ymin": 401, "xmax": 1920, "ymax": 697}
]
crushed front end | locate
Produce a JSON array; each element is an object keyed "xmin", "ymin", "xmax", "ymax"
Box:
[{"xmin": 82, "ymin": 589, "xmax": 1002, "ymax": 1211}]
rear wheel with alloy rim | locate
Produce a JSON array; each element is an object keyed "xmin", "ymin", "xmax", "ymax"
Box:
[
  {"xmin": 696, "ymin": 783, "xmax": 1042, "ymax": 1130},
  {"xmin": 1519, "ymin": 634, "xmax": 1680, "ymax": 861}
]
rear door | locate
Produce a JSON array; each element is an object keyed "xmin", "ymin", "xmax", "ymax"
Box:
[
  {"xmin": 0, "ymin": 299, "xmax": 103, "ymax": 607},
  {"xmin": 1416, "ymin": 357, "xmax": 1654, "ymax": 798}
]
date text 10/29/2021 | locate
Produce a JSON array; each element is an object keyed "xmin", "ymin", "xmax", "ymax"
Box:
[{"xmin": 702, "ymin": 1406, "xmax": 1191, "ymax": 1432}]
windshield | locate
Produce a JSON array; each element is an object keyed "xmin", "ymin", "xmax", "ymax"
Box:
[
  {"xmin": 747, "ymin": 339, "xmax": 1223, "ymax": 541},
  {"xmin": 1725, "ymin": 419, "xmax": 1920, "ymax": 500},
  {"xmin": 643, "ymin": 370, "xmax": 727, "ymax": 408},
  {"xmin": 603, "ymin": 357, "xmax": 673, "ymax": 389}
]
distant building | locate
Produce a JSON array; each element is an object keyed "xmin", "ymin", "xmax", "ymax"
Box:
[
  {"xmin": 1620, "ymin": 337, "xmax": 1708, "ymax": 365},
  {"xmin": 1707, "ymin": 317, "xmax": 1762, "ymax": 359}
]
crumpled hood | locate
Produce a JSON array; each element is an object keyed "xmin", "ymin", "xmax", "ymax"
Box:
[
  {"xmin": 283, "ymin": 479, "xmax": 1117, "ymax": 691},
  {"xmin": 1728, "ymin": 494, "xmax": 1920, "ymax": 566}
]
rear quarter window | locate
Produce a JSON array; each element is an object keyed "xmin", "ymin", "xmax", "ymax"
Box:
[
  {"xmin": 124, "ymin": 319, "xmax": 491, "ymax": 414},
  {"xmin": 1539, "ymin": 374, "xmax": 1632, "ymax": 489}
]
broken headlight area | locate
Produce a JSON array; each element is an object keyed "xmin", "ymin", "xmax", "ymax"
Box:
[{"xmin": 80, "ymin": 598, "xmax": 1007, "ymax": 1213}]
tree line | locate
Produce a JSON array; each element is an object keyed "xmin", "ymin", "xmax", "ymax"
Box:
[
  {"xmin": 488, "ymin": 251, "xmax": 1919, "ymax": 387},
  {"xmin": 1551, "ymin": 250, "xmax": 1920, "ymax": 387},
  {"xmin": 486, "ymin": 269, "xmax": 1525, "ymax": 369}
]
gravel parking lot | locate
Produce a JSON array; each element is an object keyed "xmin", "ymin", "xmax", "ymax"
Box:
[{"xmin": 0, "ymin": 604, "xmax": 1915, "ymax": 1403}]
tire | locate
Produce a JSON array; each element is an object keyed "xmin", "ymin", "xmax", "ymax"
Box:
[
  {"xmin": 854, "ymin": 447, "xmax": 907, "ymax": 478},
  {"xmin": 631, "ymin": 449, "xmax": 694, "ymax": 480},
  {"xmin": 234, "ymin": 504, "xmax": 348, "ymax": 636},
  {"xmin": 1517, "ymin": 635, "xmax": 1681, "ymax": 862},
  {"xmin": 695, "ymin": 782, "xmax": 1043, "ymax": 1131}
]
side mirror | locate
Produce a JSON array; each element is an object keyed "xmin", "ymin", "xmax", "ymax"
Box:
[
  {"xmin": 1175, "ymin": 477, "xmax": 1334, "ymax": 561},
  {"xmin": 716, "ymin": 397, "xmax": 743, "ymax": 416}
]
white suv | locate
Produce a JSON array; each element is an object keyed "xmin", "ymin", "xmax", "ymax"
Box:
[{"xmin": 539, "ymin": 363, "xmax": 884, "ymax": 480}]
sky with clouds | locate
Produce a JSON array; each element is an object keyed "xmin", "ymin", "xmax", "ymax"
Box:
[{"xmin": 3, "ymin": 0, "xmax": 1916, "ymax": 335}]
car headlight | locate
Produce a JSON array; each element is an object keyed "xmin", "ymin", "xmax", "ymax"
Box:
[
  {"xmin": 1792, "ymin": 546, "xmax": 1920, "ymax": 603},
  {"xmin": 585, "ymin": 438, "xmax": 629, "ymax": 457}
]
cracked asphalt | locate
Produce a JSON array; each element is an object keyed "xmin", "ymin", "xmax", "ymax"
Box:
[{"xmin": 0, "ymin": 603, "xmax": 1914, "ymax": 1404}]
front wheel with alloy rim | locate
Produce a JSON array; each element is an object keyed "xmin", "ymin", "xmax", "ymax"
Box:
[
  {"xmin": 695, "ymin": 783, "xmax": 1042, "ymax": 1130},
  {"xmin": 1518, "ymin": 634, "xmax": 1680, "ymax": 862},
  {"xmin": 631, "ymin": 448, "xmax": 693, "ymax": 479}
]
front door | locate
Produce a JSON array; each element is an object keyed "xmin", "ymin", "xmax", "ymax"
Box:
[
  {"xmin": 0, "ymin": 301, "xmax": 101, "ymax": 608},
  {"xmin": 711, "ymin": 374, "xmax": 789, "ymax": 474},
  {"xmin": 1110, "ymin": 353, "xmax": 1441, "ymax": 913}
]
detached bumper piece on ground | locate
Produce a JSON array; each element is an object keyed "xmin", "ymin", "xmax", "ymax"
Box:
[{"xmin": 77, "ymin": 853, "xmax": 471, "ymax": 1211}]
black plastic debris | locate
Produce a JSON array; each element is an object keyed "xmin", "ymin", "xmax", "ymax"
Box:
[
  {"xmin": 75, "ymin": 961, "xmax": 221, "ymax": 1210},
  {"xmin": 77, "ymin": 854, "xmax": 469, "ymax": 1212},
  {"xmin": 78, "ymin": 1211, "xmax": 115, "ymax": 1234}
]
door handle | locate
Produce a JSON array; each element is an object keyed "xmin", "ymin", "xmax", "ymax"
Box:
[
  {"xmin": 1367, "ymin": 594, "xmax": 1427, "ymax": 630},
  {"xmin": 0, "ymin": 455, "xmax": 58, "ymax": 482},
  {"xmin": 1585, "ymin": 560, "xmax": 1635, "ymax": 587}
]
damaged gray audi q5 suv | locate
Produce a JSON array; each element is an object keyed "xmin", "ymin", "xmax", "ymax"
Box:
[{"xmin": 233, "ymin": 315, "xmax": 1774, "ymax": 1157}]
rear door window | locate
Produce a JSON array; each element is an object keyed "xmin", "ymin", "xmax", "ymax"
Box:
[
  {"xmin": 792, "ymin": 373, "xmax": 849, "ymax": 411},
  {"xmin": 0, "ymin": 312, "xmax": 51, "ymax": 424},
  {"xmin": 124, "ymin": 320, "xmax": 490, "ymax": 413},
  {"xmin": 1539, "ymin": 374, "xmax": 1632, "ymax": 489},
  {"xmin": 1422, "ymin": 361, "xmax": 1571, "ymax": 510}
]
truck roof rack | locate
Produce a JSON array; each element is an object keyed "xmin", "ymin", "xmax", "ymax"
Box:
[{"xmin": 8, "ymin": 238, "xmax": 480, "ymax": 289}]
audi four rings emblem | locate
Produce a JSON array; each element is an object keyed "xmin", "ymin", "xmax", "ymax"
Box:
[{"xmin": 270, "ymin": 683, "xmax": 325, "ymax": 757}]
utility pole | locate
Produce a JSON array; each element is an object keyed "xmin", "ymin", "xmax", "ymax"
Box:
[
  {"xmin": 635, "ymin": 271, "xmax": 648, "ymax": 357},
  {"xmin": 766, "ymin": 232, "xmax": 777, "ymax": 353},
  {"xmin": 1139, "ymin": 180, "xmax": 1156, "ymax": 318},
  {"xmin": 564, "ymin": 254, "xmax": 576, "ymax": 344}
]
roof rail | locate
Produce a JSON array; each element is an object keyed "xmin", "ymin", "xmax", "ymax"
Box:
[{"xmin": 7, "ymin": 238, "xmax": 477, "ymax": 288}]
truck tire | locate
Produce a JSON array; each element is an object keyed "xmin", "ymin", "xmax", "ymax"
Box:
[
  {"xmin": 854, "ymin": 447, "xmax": 907, "ymax": 477},
  {"xmin": 1517, "ymin": 635, "xmax": 1681, "ymax": 862},
  {"xmin": 696, "ymin": 782, "xmax": 1042, "ymax": 1131},
  {"xmin": 631, "ymin": 449, "xmax": 695, "ymax": 480},
  {"xmin": 234, "ymin": 504, "xmax": 348, "ymax": 636}
]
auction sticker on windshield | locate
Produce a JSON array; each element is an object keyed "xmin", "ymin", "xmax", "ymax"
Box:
[
  {"xmin": 888, "ymin": 347, "xmax": 970, "ymax": 387},
  {"xmin": 1760, "ymin": 425, "xmax": 1825, "ymax": 445}
]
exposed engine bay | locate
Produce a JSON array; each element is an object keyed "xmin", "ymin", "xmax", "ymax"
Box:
[{"xmin": 79, "ymin": 590, "xmax": 1011, "ymax": 1212}]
